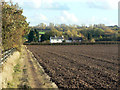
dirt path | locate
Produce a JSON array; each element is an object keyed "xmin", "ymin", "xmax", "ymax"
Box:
[{"xmin": 23, "ymin": 46, "xmax": 58, "ymax": 88}]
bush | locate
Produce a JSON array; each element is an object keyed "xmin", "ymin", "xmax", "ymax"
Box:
[
  {"xmin": 91, "ymin": 38, "xmax": 95, "ymax": 42},
  {"xmin": 24, "ymin": 41, "xmax": 120, "ymax": 46},
  {"xmin": 42, "ymin": 40, "xmax": 50, "ymax": 44},
  {"xmin": 14, "ymin": 64, "xmax": 21, "ymax": 73}
]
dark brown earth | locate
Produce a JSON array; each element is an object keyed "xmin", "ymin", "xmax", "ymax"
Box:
[{"xmin": 27, "ymin": 45, "xmax": 119, "ymax": 89}]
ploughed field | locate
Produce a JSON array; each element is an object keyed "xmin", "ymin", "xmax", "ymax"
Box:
[{"xmin": 27, "ymin": 45, "xmax": 119, "ymax": 89}]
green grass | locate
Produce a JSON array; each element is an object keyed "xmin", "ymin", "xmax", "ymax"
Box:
[{"xmin": 39, "ymin": 32, "xmax": 45, "ymax": 34}]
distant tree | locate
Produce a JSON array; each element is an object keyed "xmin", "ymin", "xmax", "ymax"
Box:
[
  {"xmin": 71, "ymin": 30, "xmax": 78, "ymax": 37},
  {"xmin": 28, "ymin": 30, "xmax": 34, "ymax": 42},
  {"xmin": 66, "ymin": 30, "xmax": 72, "ymax": 37},
  {"xmin": 41, "ymin": 31, "xmax": 51, "ymax": 41},
  {"xmin": 27, "ymin": 23, "xmax": 119, "ymax": 42},
  {"xmin": 41, "ymin": 29, "xmax": 63, "ymax": 41},
  {"xmin": 37, "ymin": 23, "xmax": 46, "ymax": 30},
  {"xmin": 49, "ymin": 23, "xmax": 55, "ymax": 30},
  {"xmin": 94, "ymin": 28, "xmax": 104, "ymax": 37},
  {"xmin": 34, "ymin": 29, "xmax": 39, "ymax": 42},
  {"xmin": 28, "ymin": 29, "xmax": 39, "ymax": 42},
  {"xmin": 88, "ymin": 33, "xmax": 92, "ymax": 40},
  {"xmin": 117, "ymin": 34, "xmax": 120, "ymax": 41}
]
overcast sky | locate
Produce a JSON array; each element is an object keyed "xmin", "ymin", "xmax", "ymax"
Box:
[{"xmin": 5, "ymin": 0, "xmax": 119, "ymax": 26}]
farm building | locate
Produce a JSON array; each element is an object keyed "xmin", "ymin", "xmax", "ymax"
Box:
[
  {"xmin": 72, "ymin": 37, "xmax": 83, "ymax": 42},
  {"xmin": 50, "ymin": 36, "xmax": 64, "ymax": 43},
  {"xmin": 65, "ymin": 37, "xmax": 83, "ymax": 43},
  {"xmin": 65, "ymin": 40, "xmax": 72, "ymax": 43}
]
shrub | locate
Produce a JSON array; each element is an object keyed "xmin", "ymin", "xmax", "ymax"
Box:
[{"xmin": 14, "ymin": 64, "xmax": 21, "ymax": 73}]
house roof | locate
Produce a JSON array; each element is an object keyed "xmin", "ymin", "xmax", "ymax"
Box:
[
  {"xmin": 50, "ymin": 37, "xmax": 64, "ymax": 39},
  {"xmin": 68, "ymin": 37, "xmax": 83, "ymax": 40}
]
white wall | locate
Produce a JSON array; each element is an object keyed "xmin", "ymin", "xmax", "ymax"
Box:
[
  {"xmin": 50, "ymin": 39, "xmax": 63, "ymax": 43},
  {"xmin": 65, "ymin": 40, "xmax": 72, "ymax": 43}
]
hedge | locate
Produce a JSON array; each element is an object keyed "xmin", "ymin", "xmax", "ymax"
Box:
[{"xmin": 24, "ymin": 41, "xmax": 120, "ymax": 46}]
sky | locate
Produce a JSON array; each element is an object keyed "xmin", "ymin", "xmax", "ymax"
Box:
[{"xmin": 5, "ymin": 0, "xmax": 119, "ymax": 26}]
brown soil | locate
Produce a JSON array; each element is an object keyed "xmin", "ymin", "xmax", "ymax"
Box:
[{"xmin": 27, "ymin": 45, "xmax": 119, "ymax": 89}]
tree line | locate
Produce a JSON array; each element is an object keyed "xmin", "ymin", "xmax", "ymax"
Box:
[
  {"xmin": 27, "ymin": 23, "xmax": 120, "ymax": 43},
  {"xmin": 2, "ymin": 1, "xmax": 30, "ymax": 51}
]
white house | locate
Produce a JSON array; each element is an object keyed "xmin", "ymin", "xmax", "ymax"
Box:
[{"xmin": 50, "ymin": 36, "xmax": 64, "ymax": 43}]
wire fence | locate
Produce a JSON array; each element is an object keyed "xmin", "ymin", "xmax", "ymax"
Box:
[{"xmin": 0, "ymin": 48, "xmax": 16, "ymax": 66}]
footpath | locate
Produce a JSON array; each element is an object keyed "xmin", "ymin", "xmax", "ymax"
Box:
[{"xmin": 0, "ymin": 46, "xmax": 58, "ymax": 89}]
